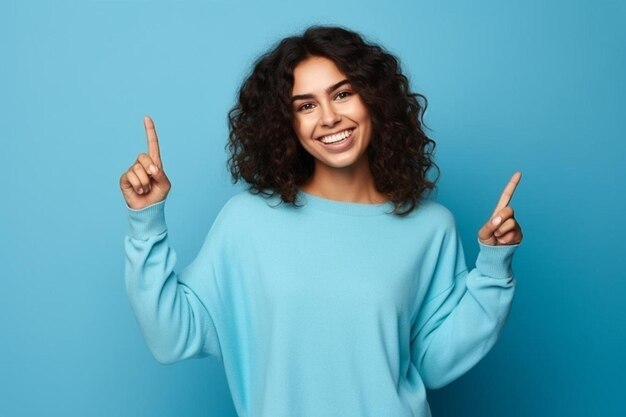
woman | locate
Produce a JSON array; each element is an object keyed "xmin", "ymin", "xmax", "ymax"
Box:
[{"xmin": 120, "ymin": 26, "xmax": 522, "ymax": 417}]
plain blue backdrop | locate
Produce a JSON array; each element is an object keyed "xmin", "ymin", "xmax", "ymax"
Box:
[{"xmin": 2, "ymin": 0, "xmax": 625, "ymax": 416}]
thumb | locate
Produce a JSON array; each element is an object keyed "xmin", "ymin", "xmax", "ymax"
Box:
[
  {"xmin": 478, "ymin": 215, "xmax": 501, "ymax": 244},
  {"xmin": 148, "ymin": 164, "xmax": 167, "ymax": 183},
  {"xmin": 148, "ymin": 163, "xmax": 170, "ymax": 187}
]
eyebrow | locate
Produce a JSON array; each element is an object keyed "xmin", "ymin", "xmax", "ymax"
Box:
[{"xmin": 291, "ymin": 79, "xmax": 350, "ymax": 102}]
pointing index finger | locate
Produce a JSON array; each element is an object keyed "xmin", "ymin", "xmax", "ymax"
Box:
[
  {"xmin": 144, "ymin": 115, "xmax": 162, "ymax": 168},
  {"xmin": 492, "ymin": 171, "xmax": 522, "ymax": 217}
]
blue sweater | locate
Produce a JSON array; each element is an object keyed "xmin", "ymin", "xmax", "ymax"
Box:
[{"xmin": 125, "ymin": 190, "xmax": 518, "ymax": 417}]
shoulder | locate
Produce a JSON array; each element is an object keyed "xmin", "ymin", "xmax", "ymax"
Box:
[
  {"xmin": 211, "ymin": 189, "xmax": 285, "ymax": 229},
  {"xmin": 409, "ymin": 198, "xmax": 457, "ymax": 231},
  {"xmin": 220, "ymin": 189, "xmax": 283, "ymax": 215}
]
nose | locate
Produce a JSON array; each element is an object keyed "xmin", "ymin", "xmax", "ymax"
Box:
[{"xmin": 319, "ymin": 102, "xmax": 341, "ymax": 127}]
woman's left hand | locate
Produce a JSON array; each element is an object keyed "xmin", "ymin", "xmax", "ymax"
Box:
[{"xmin": 478, "ymin": 171, "xmax": 523, "ymax": 246}]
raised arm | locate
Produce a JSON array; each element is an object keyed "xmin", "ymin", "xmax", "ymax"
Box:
[
  {"xmin": 120, "ymin": 117, "xmax": 221, "ymax": 364},
  {"xmin": 411, "ymin": 172, "xmax": 522, "ymax": 389}
]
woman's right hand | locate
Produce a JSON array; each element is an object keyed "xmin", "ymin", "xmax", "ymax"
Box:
[{"xmin": 120, "ymin": 116, "xmax": 171, "ymax": 210}]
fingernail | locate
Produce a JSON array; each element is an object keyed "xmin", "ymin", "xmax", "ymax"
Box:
[
  {"xmin": 149, "ymin": 165, "xmax": 158, "ymax": 175},
  {"xmin": 492, "ymin": 216, "xmax": 502, "ymax": 226},
  {"xmin": 138, "ymin": 188, "xmax": 144, "ymax": 194}
]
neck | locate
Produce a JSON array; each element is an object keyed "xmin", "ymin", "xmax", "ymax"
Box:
[{"xmin": 299, "ymin": 158, "xmax": 387, "ymax": 204}]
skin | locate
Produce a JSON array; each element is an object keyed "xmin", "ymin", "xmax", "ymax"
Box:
[
  {"xmin": 477, "ymin": 171, "xmax": 523, "ymax": 246},
  {"xmin": 119, "ymin": 116, "xmax": 171, "ymax": 210},
  {"xmin": 291, "ymin": 56, "xmax": 386, "ymax": 204},
  {"xmin": 120, "ymin": 103, "xmax": 522, "ymax": 247}
]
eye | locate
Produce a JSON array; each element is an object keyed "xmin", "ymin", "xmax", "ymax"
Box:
[
  {"xmin": 297, "ymin": 102, "xmax": 316, "ymax": 112},
  {"xmin": 334, "ymin": 90, "xmax": 353, "ymax": 101}
]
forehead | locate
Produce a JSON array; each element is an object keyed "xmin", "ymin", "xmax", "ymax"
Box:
[{"xmin": 292, "ymin": 56, "xmax": 347, "ymax": 95}]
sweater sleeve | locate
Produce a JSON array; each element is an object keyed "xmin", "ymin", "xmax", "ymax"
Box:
[
  {"xmin": 410, "ymin": 214, "xmax": 518, "ymax": 390},
  {"xmin": 124, "ymin": 200, "xmax": 223, "ymax": 364}
]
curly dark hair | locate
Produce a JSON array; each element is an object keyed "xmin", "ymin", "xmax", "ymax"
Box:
[{"xmin": 227, "ymin": 25, "xmax": 438, "ymax": 215}]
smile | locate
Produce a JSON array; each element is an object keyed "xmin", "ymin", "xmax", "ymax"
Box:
[{"xmin": 318, "ymin": 129, "xmax": 354, "ymax": 144}]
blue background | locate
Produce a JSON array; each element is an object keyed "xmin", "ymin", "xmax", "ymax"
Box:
[{"xmin": 2, "ymin": 0, "xmax": 625, "ymax": 416}]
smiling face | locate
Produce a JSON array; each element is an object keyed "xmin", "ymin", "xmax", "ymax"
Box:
[{"xmin": 291, "ymin": 56, "xmax": 373, "ymax": 176}]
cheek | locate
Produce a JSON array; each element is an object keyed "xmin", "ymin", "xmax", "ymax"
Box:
[
  {"xmin": 350, "ymin": 99, "xmax": 371, "ymax": 123},
  {"xmin": 356, "ymin": 107, "xmax": 373, "ymax": 134},
  {"xmin": 293, "ymin": 116, "xmax": 315, "ymax": 139}
]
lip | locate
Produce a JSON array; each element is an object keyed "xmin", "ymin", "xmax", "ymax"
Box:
[
  {"xmin": 315, "ymin": 128, "xmax": 356, "ymax": 153},
  {"xmin": 315, "ymin": 128, "xmax": 354, "ymax": 143}
]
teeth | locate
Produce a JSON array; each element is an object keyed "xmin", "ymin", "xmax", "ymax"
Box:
[{"xmin": 320, "ymin": 129, "xmax": 352, "ymax": 144}]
